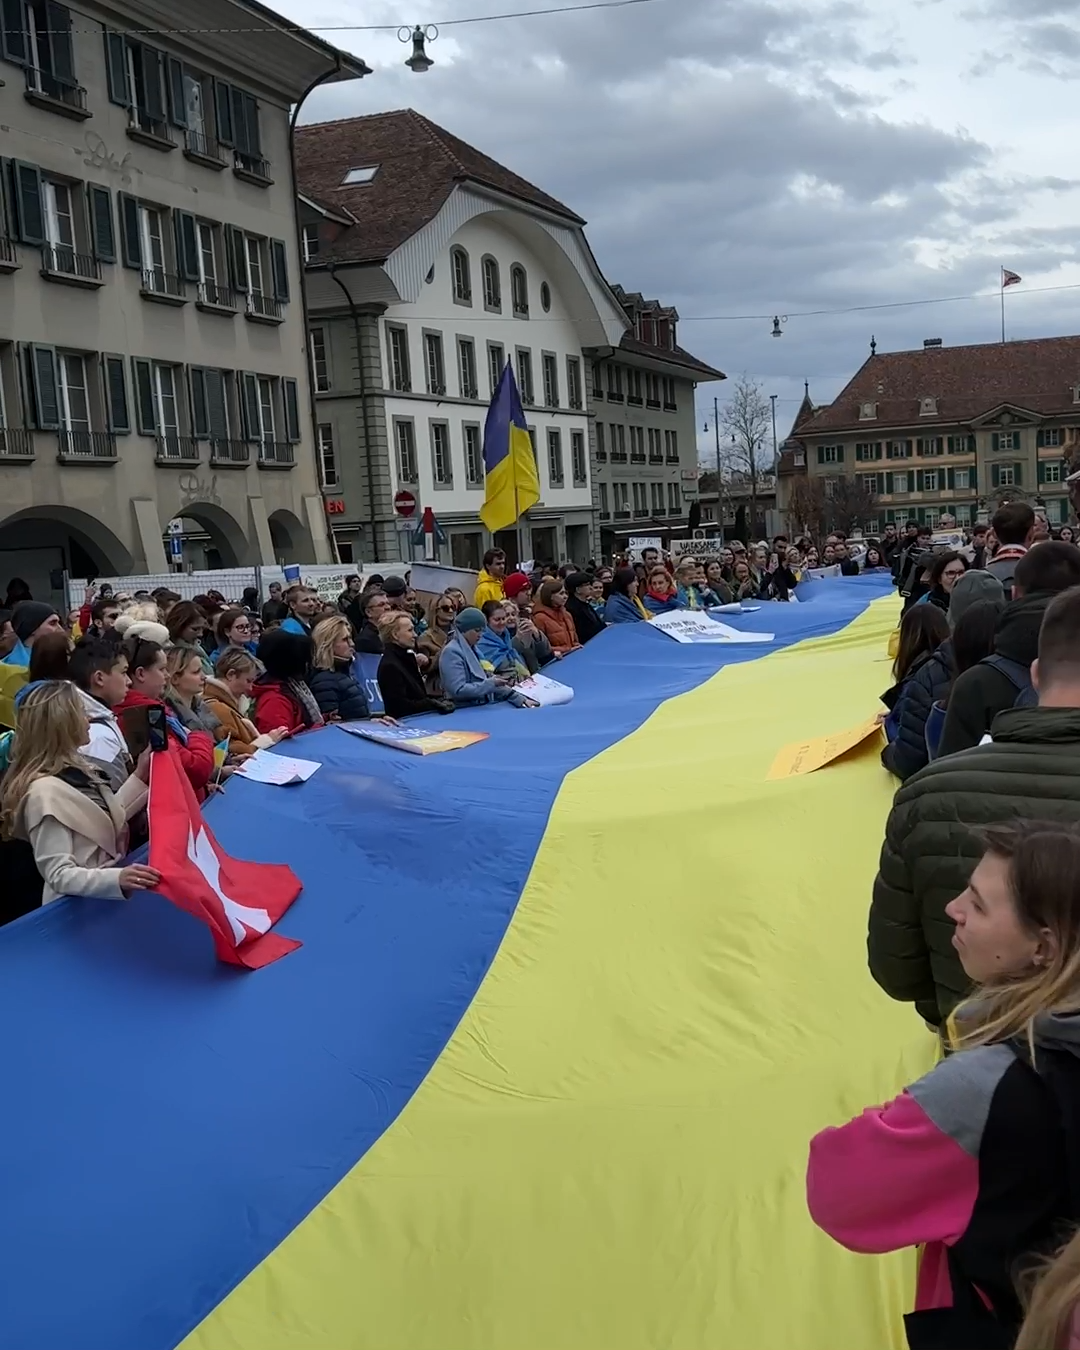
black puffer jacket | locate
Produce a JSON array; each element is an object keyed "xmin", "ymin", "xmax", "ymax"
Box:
[
  {"xmin": 937, "ymin": 592, "xmax": 1050, "ymax": 758},
  {"xmin": 308, "ymin": 662, "xmax": 370, "ymax": 721},
  {"xmin": 880, "ymin": 641, "xmax": 953, "ymax": 782},
  {"xmin": 868, "ymin": 705, "xmax": 1080, "ymax": 1026}
]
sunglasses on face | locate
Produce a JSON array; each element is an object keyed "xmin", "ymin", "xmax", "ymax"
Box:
[{"xmin": 437, "ymin": 605, "xmax": 454, "ymax": 614}]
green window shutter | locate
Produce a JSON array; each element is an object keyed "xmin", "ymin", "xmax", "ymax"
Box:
[
  {"xmin": 836, "ymin": 445, "xmax": 844, "ymax": 463},
  {"xmin": 139, "ymin": 46, "xmax": 165, "ymax": 121},
  {"xmin": 214, "ymin": 80, "xmax": 234, "ymax": 146},
  {"xmin": 27, "ymin": 344, "xmax": 59, "ymax": 429},
  {"xmin": 166, "ymin": 57, "xmax": 187, "ymax": 127},
  {"xmin": 231, "ymin": 90, "xmax": 260, "ymax": 157},
  {"xmin": 131, "ymin": 358, "xmax": 155, "ymax": 434},
  {"xmin": 45, "ymin": 2, "xmax": 75, "ymax": 85},
  {"xmin": 816, "ymin": 447, "xmax": 825, "ymax": 465},
  {"xmin": 103, "ymin": 30, "xmax": 129, "ymax": 105},
  {"xmin": 174, "ymin": 211, "xmax": 199, "ymax": 282},
  {"xmin": 970, "ymin": 464, "xmax": 977, "ymax": 489},
  {"xmin": 947, "ymin": 467, "xmax": 955, "ymax": 490},
  {"xmin": 283, "ymin": 377, "xmax": 300, "ymax": 442},
  {"xmin": 907, "ymin": 471, "xmax": 916, "ymax": 492},
  {"xmin": 991, "ymin": 463, "xmax": 1000, "ymax": 488},
  {"xmin": 189, "ymin": 367, "xmax": 208, "ymax": 438},
  {"xmin": 1037, "ymin": 429, "xmax": 1046, "ymax": 448},
  {"xmin": 1, "ymin": 0, "xmax": 28, "ymax": 64},
  {"xmin": 205, "ymin": 370, "xmax": 228, "ymax": 440},
  {"xmin": 1014, "ymin": 462, "xmax": 1022, "ymax": 487},
  {"xmin": 118, "ymin": 193, "xmax": 141, "ymax": 268},
  {"xmin": 225, "ymin": 225, "xmax": 246, "ymax": 291},
  {"xmin": 12, "ymin": 161, "xmax": 43, "ymax": 245},
  {"xmin": 270, "ymin": 239, "xmax": 289, "ymax": 301},
  {"xmin": 103, "ymin": 355, "xmax": 130, "ymax": 432},
  {"xmin": 969, "ymin": 435, "xmax": 976, "ymax": 452},
  {"xmin": 240, "ymin": 372, "xmax": 259, "ymax": 440},
  {"xmin": 88, "ymin": 185, "xmax": 115, "ymax": 262},
  {"xmin": 991, "ymin": 432, "xmax": 1000, "ymax": 451}
]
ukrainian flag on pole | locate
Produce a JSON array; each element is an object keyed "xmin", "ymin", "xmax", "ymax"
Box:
[{"xmin": 479, "ymin": 361, "xmax": 540, "ymax": 533}]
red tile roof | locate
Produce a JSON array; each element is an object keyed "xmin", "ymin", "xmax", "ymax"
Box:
[
  {"xmin": 294, "ymin": 109, "xmax": 582, "ymax": 265},
  {"xmin": 808, "ymin": 335, "xmax": 1080, "ymax": 434},
  {"xmin": 616, "ymin": 332, "xmax": 725, "ymax": 381}
]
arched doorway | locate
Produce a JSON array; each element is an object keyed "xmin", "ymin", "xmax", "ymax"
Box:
[
  {"xmin": 268, "ymin": 509, "xmax": 314, "ymax": 565},
  {"xmin": 0, "ymin": 505, "xmax": 132, "ymax": 610},
  {"xmin": 161, "ymin": 501, "xmax": 250, "ymax": 570}
]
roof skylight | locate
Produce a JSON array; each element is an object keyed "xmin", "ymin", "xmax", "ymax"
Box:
[{"xmin": 342, "ymin": 166, "xmax": 378, "ymax": 186}]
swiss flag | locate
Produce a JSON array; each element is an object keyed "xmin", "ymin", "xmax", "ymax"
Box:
[{"xmin": 148, "ymin": 748, "xmax": 303, "ymax": 968}]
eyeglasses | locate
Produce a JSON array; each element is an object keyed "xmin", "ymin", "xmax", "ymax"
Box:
[
  {"xmin": 232, "ymin": 622, "xmax": 252, "ymax": 632},
  {"xmin": 437, "ymin": 605, "xmax": 454, "ymax": 614}
]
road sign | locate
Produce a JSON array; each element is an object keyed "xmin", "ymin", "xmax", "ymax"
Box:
[
  {"xmin": 394, "ymin": 490, "xmax": 417, "ymax": 518},
  {"xmin": 169, "ymin": 536, "xmax": 183, "ymax": 559},
  {"xmin": 167, "ymin": 518, "xmax": 183, "ymax": 536}
]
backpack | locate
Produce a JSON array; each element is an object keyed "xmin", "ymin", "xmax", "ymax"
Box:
[{"xmin": 980, "ymin": 654, "xmax": 1036, "ymax": 708}]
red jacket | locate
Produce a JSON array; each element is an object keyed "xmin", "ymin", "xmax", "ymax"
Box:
[
  {"xmin": 115, "ymin": 688, "xmax": 215, "ymax": 799},
  {"xmin": 251, "ymin": 680, "xmax": 305, "ymax": 736}
]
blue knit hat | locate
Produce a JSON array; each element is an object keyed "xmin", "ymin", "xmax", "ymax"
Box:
[{"xmin": 455, "ymin": 607, "xmax": 486, "ymax": 633}]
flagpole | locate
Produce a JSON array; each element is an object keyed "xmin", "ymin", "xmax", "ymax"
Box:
[{"xmin": 1001, "ymin": 266, "xmax": 1006, "ymax": 344}]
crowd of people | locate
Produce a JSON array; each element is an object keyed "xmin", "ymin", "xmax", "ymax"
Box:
[
  {"xmin": 12, "ymin": 500, "xmax": 1080, "ymax": 1344},
  {"xmin": 808, "ymin": 497, "xmax": 1080, "ymax": 1348}
]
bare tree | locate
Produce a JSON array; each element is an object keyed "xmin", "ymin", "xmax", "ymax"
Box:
[
  {"xmin": 825, "ymin": 476, "xmax": 879, "ymax": 535},
  {"xmin": 720, "ymin": 376, "xmax": 773, "ymax": 536},
  {"xmin": 788, "ymin": 477, "xmax": 827, "ymax": 539}
]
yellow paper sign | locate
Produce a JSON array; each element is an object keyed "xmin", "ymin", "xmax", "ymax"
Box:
[{"xmin": 767, "ymin": 714, "xmax": 884, "ymax": 781}]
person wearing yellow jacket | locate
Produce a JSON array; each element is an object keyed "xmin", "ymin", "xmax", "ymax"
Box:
[{"xmin": 473, "ymin": 549, "xmax": 507, "ymax": 608}]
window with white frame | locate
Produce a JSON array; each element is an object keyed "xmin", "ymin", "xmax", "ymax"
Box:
[
  {"xmin": 58, "ymin": 352, "xmax": 90, "ymax": 431},
  {"xmin": 510, "ymin": 263, "xmax": 528, "ymax": 317},
  {"xmin": 487, "ymin": 342, "xmax": 504, "ymax": 397},
  {"xmin": 457, "ymin": 338, "xmax": 478, "ymax": 399},
  {"xmin": 431, "ymin": 421, "xmax": 452, "ymax": 485},
  {"xmin": 482, "ymin": 256, "xmax": 501, "ymax": 311},
  {"xmin": 310, "ymin": 328, "xmax": 329, "ymax": 392},
  {"xmin": 630, "ymin": 426, "xmax": 645, "ymax": 462},
  {"xmin": 954, "ymin": 468, "xmax": 970, "ymax": 490},
  {"xmin": 394, "ymin": 419, "xmax": 418, "ymax": 483},
  {"xmin": 195, "ymin": 220, "xmax": 225, "ymax": 303},
  {"xmin": 43, "ymin": 178, "xmax": 75, "ymax": 265},
  {"xmin": 451, "ymin": 246, "xmax": 471, "ymax": 304},
  {"xmin": 595, "ymin": 423, "xmax": 606, "ymax": 461},
  {"xmin": 998, "ymin": 463, "xmax": 1016, "ymax": 486},
  {"xmin": 571, "ymin": 429, "xmax": 586, "ymax": 485},
  {"xmin": 567, "ymin": 357, "xmax": 582, "ymax": 410},
  {"xmin": 632, "ymin": 482, "xmax": 648, "ymax": 515},
  {"xmin": 922, "ymin": 469, "xmax": 938, "ymax": 492},
  {"xmin": 302, "ymin": 223, "xmax": 319, "ymax": 263},
  {"xmin": 547, "ymin": 428, "xmax": 564, "ymax": 486},
  {"xmin": 650, "ymin": 481, "xmax": 664, "ymax": 513},
  {"xmin": 598, "ymin": 482, "xmax": 609, "ymax": 516},
  {"xmin": 516, "ymin": 349, "xmax": 534, "ymax": 405},
  {"xmin": 613, "ymin": 482, "xmax": 629, "ymax": 513},
  {"xmin": 667, "ymin": 482, "xmax": 680, "ymax": 514},
  {"xmin": 1043, "ymin": 461, "xmax": 1063, "ymax": 484},
  {"xmin": 542, "ymin": 353, "xmax": 559, "ymax": 408},
  {"xmin": 387, "ymin": 325, "xmax": 411, "ymax": 392},
  {"xmin": 317, "ymin": 423, "xmax": 339, "ymax": 487},
  {"xmin": 464, "ymin": 424, "xmax": 483, "ymax": 486},
  {"xmin": 647, "ymin": 427, "xmax": 662, "ymax": 461},
  {"xmin": 665, "ymin": 428, "xmax": 679, "ymax": 462},
  {"xmin": 137, "ymin": 202, "xmax": 169, "ymax": 291},
  {"xmin": 424, "ymin": 332, "xmax": 446, "ymax": 396},
  {"xmin": 611, "ymin": 423, "xmax": 626, "ymax": 462}
]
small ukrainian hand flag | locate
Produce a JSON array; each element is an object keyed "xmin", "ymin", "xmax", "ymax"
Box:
[
  {"xmin": 479, "ymin": 361, "xmax": 540, "ymax": 533},
  {"xmin": 213, "ymin": 739, "xmax": 229, "ymax": 772}
]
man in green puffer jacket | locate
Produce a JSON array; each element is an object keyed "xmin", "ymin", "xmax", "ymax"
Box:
[{"xmin": 868, "ymin": 583, "xmax": 1080, "ymax": 1028}]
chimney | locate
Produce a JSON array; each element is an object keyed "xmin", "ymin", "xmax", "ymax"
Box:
[{"xmin": 924, "ymin": 338, "xmax": 943, "ymax": 349}]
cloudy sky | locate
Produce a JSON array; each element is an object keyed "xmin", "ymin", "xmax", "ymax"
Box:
[{"xmin": 283, "ymin": 0, "xmax": 1080, "ymax": 450}]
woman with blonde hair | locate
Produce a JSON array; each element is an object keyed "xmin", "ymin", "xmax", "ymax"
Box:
[
  {"xmin": 377, "ymin": 612, "xmax": 454, "ymax": 718},
  {"xmin": 308, "ymin": 614, "xmax": 379, "ymax": 722},
  {"xmin": 0, "ymin": 681, "xmax": 158, "ymax": 902},
  {"xmin": 809, "ymin": 822, "xmax": 1080, "ymax": 1347},
  {"xmin": 204, "ymin": 648, "xmax": 287, "ymax": 756},
  {"xmin": 417, "ymin": 593, "xmax": 458, "ymax": 690}
]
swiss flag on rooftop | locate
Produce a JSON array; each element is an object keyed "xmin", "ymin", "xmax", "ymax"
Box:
[{"xmin": 148, "ymin": 750, "xmax": 302, "ymax": 968}]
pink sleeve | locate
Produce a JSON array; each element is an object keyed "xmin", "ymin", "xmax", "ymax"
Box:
[
  {"xmin": 807, "ymin": 1090, "xmax": 979, "ymax": 1254},
  {"xmin": 1068, "ymin": 1306, "xmax": 1080, "ymax": 1350}
]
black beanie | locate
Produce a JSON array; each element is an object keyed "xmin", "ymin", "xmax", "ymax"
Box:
[{"xmin": 11, "ymin": 601, "xmax": 57, "ymax": 641}]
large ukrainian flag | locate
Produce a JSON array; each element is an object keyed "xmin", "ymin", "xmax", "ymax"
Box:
[
  {"xmin": 479, "ymin": 361, "xmax": 540, "ymax": 532},
  {"xmin": 0, "ymin": 577, "xmax": 932, "ymax": 1350}
]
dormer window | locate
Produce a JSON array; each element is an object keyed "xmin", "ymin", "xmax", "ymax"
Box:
[
  {"xmin": 859, "ymin": 401, "xmax": 877, "ymax": 420},
  {"xmin": 920, "ymin": 397, "xmax": 938, "ymax": 416}
]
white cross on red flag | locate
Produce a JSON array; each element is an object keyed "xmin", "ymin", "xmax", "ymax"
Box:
[{"xmin": 148, "ymin": 749, "xmax": 303, "ymax": 968}]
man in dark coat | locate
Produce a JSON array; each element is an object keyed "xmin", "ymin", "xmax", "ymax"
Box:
[
  {"xmin": 868, "ymin": 583, "xmax": 1080, "ymax": 1027},
  {"xmin": 937, "ymin": 542, "xmax": 1080, "ymax": 758}
]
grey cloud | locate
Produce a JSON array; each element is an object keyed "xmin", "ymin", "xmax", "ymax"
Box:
[{"xmin": 296, "ymin": 0, "xmax": 1080, "ymax": 420}]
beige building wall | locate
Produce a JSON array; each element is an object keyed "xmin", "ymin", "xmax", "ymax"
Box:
[{"xmin": 0, "ymin": 0, "xmax": 340, "ymax": 598}]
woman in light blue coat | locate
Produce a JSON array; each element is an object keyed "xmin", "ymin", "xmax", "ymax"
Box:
[{"xmin": 439, "ymin": 609, "xmax": 530, "ymax": 707}]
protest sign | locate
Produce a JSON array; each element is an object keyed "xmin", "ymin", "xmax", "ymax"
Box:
[
  {"xmin": 669, "ymin": 538, "xmax": 723, "ymax": 563},
  {"xmin": 649, "ymin": 610, "xmax": 774, "ymax": 645},
  {"xmin": 517, "ymin": 672, "xmax": 573, "ymax": 706},
  {"xmin": 766, "ymin": 715, "xmax": 884, "ymax": 781},
  {"xmin": 351, "ymin": 653, "xmax": 385, "ymax": 716},
  {"xmin": 627, "ymin": 536, "xmax": 662, "ymax": 563},
  {"xmin": 307, "ymin": 573, "xmax": 348, "ymax": 604},
  {"xmin": 338, "ymin": 724, "xmax": 488, "ymax": 756}
]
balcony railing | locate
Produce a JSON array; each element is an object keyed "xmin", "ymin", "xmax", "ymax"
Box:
[
  {"xmin": 245, "ymin": 291, "xmax": 283, "ymax": 323},
  {"xmin": 633, "ymin": 506, "xmax": 649, "ymax": 518},
  {"xmin": 155, "ymin": 434, "xmax": 199, "ymax": 463},
  {"xmin": 648, "ymin": 453, "xmax": 663, "ymax": 464},
  {"xmin": 0, "ymin": 236, "xmax": 18, "ymax": 272},
  {"xmin": 613, "ymin": 508, "xmax": 631, "ymax": 520},
  {"xmin": 184, "ymin": 129, "xmax": 227, "ymax": 167},
  {"xmin": 40, "ymin": 244, "xmax": 102, "ymax": 285},
  {"xmin": 24, "ymin": 66, "xmax": 89, "ymax": 118},
  {"xmin": 233, "ymin": 151, "xmax": 273, "ymax": 184},
  {"xmin": 0, "ymin": 428, "xmax": 34, "ymax": 459},
  {"xmin": 57, "ymin": 430, "xmax": 117, "ymax": 461},
  {"xmin": 258, "ymin": 440, "xmax": 295, "ymax": 467},
  {"xmin": 127, "ymin": 110, "xmax": 173, "ymax": 148},
  {"xmin": 197, "ymin": 280, "xmax": 236, "ymax": 311},
  {"xmin": 209, "ymin": 439, "xmax": 250, "ymax": 466},
  {"xmin": 141, "ymin": 268, "xmax": 186, "ymax": 303}
]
